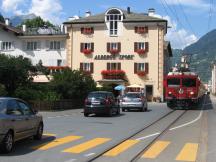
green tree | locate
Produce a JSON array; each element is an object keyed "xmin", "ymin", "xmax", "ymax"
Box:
[
  {"xmin": 0, "ymin": 13, "xmax": 4, "ymax": 23},
  {"xmin": 35, "ymin": 60, "xmax": 50, "ymax": 75},
  {"xmin": 50, "ymin": 69, "xmax": 96, "ymax": 99},
  {"xmin": 0, "ymin": 54, "xmax": 37, "ymax": 95},
  {"xmin": 0, "ymin": 84, "xmax": 7, "ymax": 96},
  {"xmin": 19, "ymin": 16, "xmax": 54, "ymax": 28}
]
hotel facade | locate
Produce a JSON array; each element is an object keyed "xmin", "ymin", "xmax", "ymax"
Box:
[{"xmin": 64, "ymin": 7, "xmax": 172, "ymax": 100}]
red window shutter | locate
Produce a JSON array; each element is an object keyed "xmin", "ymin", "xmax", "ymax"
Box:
[
  {"xmin": 134, "ymin": 63, "xmax": 137, "ymax": 74},
  {"xmin": 107, "ymin": 63, "xmax": 111, "ymax": 70},
  {"xmin": 90, "ymin": 63, "xmax": 94, "ymax": 73},
  {"xmin": 135, "ymin": 26, "xmax": 138, "ymax": 33},
  {"xmin": 145, "ymin": 63, "xmax": 149, "ymax": 74},
  {"xmin": 145, "ymin": 27, "xmax": 149, "ymax": 33},
  {"xmin": 145, "ymin": 42, "xmax": 149, "ymax": 52},
  {"xmin": 80, "ymin": 63, "xmax": 83, "ymax": 71},
  {"xmin": 80, "ymin": 43, "xmax": 84, "ymax": 52},
  {"xmin": 91, "ymin": 27, "xmax": 94, "ymax": 34},
  {"xmin": 107, "ymin": 43, "xmax": 110, "ymax": 52},
  {"xmin": 134, "ymin": 42, "xmax": 138, "ymax": 52},
  {"xmin": 91, "ymin": 43, "xmax": 94, "ymax": 52},
  {"xmin": 118, "ymin": 42, "xmax": 121, "ymax": 52},
  {"xmin": 118, "ymin": 63, "xmax": 121, "ymax": 70},
  {"xmin": 81, "ymin": 28, "xmax": 84, "ymax": 34}
]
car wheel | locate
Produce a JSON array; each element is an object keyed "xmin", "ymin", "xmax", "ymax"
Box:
[
  {"xmin": 34, "ymin": 123, "xmax": 43, "ymax": 140},
  {"xmin": 116, "ymin": 108, "xmax": 120, "ymax": 115},
  {"xmin": 1, "ymin": 131, "xmax": 14, "ymax": 153},
  {"xmin": 84, "ymin": 113, "xmax": 89, "ymax": 117},
  {"xmin": 122, "ymin": 108, "xmax": 125, "ymax": 112}
]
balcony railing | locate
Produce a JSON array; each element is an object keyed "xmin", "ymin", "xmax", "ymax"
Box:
[{"xmin": 101, "ymin": 70, "xmax": 125, "ymax": 80}]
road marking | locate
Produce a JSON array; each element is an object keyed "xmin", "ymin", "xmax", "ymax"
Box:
[
  {"xmin": 84, "ymin": 153, "xmax": 95, "ymax": 157},
  {"xmin": 176, "ymin": 143, "xmax": 199, "ymax": 161},
  {"xmin": 169, "ymin": 111, "xmax": 203, "ymax": 131},
  {"xmin": 64, "ymin": 159, "xmax": 77, "ymax": 162},
  {"xmin": 142, "ymin": 141, "xmax": 170, "ymax": 159},
  {"xmin": 136, "ymin": 132, "xmax": 160, "ymax": 140},
  {"xmin": 63, "ymin": 138, "xmax": 111, "ymax": 154},
  {"xmin": 104, "ymin": 140, "xmax": 139, "ymax": 157},
  {"xmin": 32, "ymin": 135, "xmax": 82, "ymax": 150}
]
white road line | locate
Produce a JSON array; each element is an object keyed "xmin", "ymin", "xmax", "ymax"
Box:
[
  {"xmin": 169, "ymin": 110, "xmax": 203, "ymax": 131},
  {"xmin": 84, "ymin": 153, "xmax": 95, "ymax": 157},
  {"xmin": 64, "ymin": 159, "xmax": 77, "ymax": 162},
  {"xmin": 136, "ymin": 132, "xmax": 160, "ymax": 140}
]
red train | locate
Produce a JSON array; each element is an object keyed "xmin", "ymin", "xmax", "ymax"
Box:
[{"xmin": 164, "ymin": 72, "xmax": 206, "ymax": 108}]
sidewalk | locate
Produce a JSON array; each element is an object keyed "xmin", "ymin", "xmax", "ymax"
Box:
[{"xmin": 207, "ymin": 95, "xmax": 216, "ymax": 162}]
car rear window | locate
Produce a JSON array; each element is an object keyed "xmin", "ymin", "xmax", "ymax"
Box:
[
  {"xmin": 88, "ymin": 93, "xmax": 107, "ymax": 99},
  {"xmin": 124, "ymin": 93, "xmax": 140, "ymax": 98}
]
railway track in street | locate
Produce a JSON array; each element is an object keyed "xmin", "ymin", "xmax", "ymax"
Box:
[{"xmin": 86, "ymin": 109, "xmax": 187, "ymax": 162}]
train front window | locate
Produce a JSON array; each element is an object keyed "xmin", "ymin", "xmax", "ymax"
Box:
[
  {"xmin": 167, "ymin": 78, "xmax": 180, "ymax": 87},
  {"xmin": 182, "ymin": 78, "xmax": 196, "ymax": 87}
]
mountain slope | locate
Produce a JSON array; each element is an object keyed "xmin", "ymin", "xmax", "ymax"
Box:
[
  {"xmin": 11, "ymin": 13, "xmax": 37, "ymax": 26},
  {"xmin": 183, "ymin": 29, "xmax": 216, "ymax": 82}
]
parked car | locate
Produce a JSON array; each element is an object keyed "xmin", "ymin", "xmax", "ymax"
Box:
[
  {"xmin": 120, "ymin": 92, "xmax": 148, "ymax": 112},
  {"xmin": 0, "ymin": 97, "xmax": 43, "ymax": 153},
  {"xmin": 84, "ymin": 91, "xmax": 120, "ymax": 117}
]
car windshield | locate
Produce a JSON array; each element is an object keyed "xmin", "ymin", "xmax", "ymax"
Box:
[
  {"xmin": 88, "ymin": 93, "xmax": 107, "ymax": 99},
  {"xmin": 167, "ymin": 78, "xmax": 180, "ymax": 87},
  {"xmin": 123, "ymin": 93, "xmax": 140, "ymax": 98},
  {"xmin": 182, "ymin": 78, "xmax": 196, "ymax": 87}
]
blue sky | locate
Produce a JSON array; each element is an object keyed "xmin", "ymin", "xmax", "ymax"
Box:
[{"xmin": 0, "ymin": 0, "xmax": 215, "ymax": 49}]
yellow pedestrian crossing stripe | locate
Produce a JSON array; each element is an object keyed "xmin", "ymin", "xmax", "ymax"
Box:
[
  {"xmin": 142, "ymin": 141, "xmax": 170, "ymax": 159},
  {"xmin": 63, "ymin": 138, "xmax": 111, "ymax": 154},
  {"xmin": 176, "ymin": 143, "xmax": 199, "ymax": 162},
  {"xmin": 43, "ymin": 133, "xmax": 56, "ymax": 137},
  {"xmin": 32, "ymin": 135, "xmax": 82, "ymax": 150},
  {"xmin": 104, "ymin": 140, "xmax": 139, "ymax": 157}
]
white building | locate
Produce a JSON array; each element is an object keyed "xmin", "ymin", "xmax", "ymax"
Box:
[
  {"xmin": 0, "ymin": 20, "xmax": 68, "ymax": 67},
  {"xmin": 212, "ymin": 63, "xmax": 216, "ymax": 94}
]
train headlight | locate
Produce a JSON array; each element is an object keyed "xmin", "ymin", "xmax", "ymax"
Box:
[
  {"xmin": 190, "ymin": 91, "xmax": 195, "ymax": 95},
  {"xmin": 168, "ymin": 91, "xmax": 172, "ymax": 94}
]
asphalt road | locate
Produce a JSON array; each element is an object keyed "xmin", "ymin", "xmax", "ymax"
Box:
[{"xmin": 0, "ymin": 96, "xmax": 214, "ymax": 162}]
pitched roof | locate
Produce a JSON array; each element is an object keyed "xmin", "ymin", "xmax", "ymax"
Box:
[
  {"xmin": 64, "ymin": 9, "xmax": 167, "ymax": 24},
  {"xmin": 0, "ymin": 22, "xmax": 23, "ymax": 35}
]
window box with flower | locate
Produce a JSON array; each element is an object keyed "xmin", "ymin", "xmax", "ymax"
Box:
[{"xmin": 101, "ymin": 70, "xmax": 125, "ymax": 79}]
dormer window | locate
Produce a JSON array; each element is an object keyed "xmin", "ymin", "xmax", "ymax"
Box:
[{"xmin": 105, "ymin": 8, "xmax": 123, "ymax": 36}]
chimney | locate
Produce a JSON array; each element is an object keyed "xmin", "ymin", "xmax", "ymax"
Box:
[
  {"xmin": 5, "ymin": 18, "xmax": 10, "ymax": 26},
  {"xmin": 64, "ymin": 25, "xmax": 68, "ymax": 33},
  {"xmin": 85, "ymin": 11, "xmax": 91, "ymax": 17},
  {"xmin": 22, "ymin": 24, "xmax": 27, "ymax": 32},
  {"xmin": 148, "ymin": 8, "xmax": 155, "ymax": 16},
  {"xmin": 60, "ymin": 24, "xmax": 64, "ymax": 33},
  {"xmin": 127, "ymin": 7, "xmax": 131, "ymax": 14}
]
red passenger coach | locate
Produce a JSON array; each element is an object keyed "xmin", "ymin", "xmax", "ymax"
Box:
[{"xmin": 164, "ymin": 72, "xmax": 205, "ymax": 108}]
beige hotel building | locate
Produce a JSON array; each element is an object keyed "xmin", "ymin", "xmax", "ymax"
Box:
[{"xmin": 64, "ymin": 7, "xmax": 172, "ymax": 100}]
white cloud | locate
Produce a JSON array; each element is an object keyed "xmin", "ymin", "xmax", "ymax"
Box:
[
  {"xmin": 152, "ymin": 13, "xmax": 198, "ymax": 49},
  {"xmin": 1, "ymin": 0, "xmax": 25, "ymax": 14},
  {"xmin": 28, "ymin": 0, "xmax": 63, "ymax": 24}
]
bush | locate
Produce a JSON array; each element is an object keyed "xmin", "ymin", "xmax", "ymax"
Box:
[{"xmin": 0, "ymin": 84, "xmax": 7, "ymax": 96}]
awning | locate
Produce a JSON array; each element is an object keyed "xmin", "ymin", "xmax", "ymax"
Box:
[{"xmin": 127, "ymin": 84, "xmax": 143, "ymax": 88}]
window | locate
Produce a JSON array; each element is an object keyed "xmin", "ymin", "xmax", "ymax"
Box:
[
  {"xmin": 6, "ymin": 100, "xmax": 23, "ymax": 115},
  {"xmin": 135, "ymin": 26, "xmax": 148, "ymax": 34},
  {"xmin": 17, "ymin": 101, "xmax": 33, "ymax": 115},
  {"xmin": 80, "ymin": 43, "xmax": 94, "ymax": 52},
  {"xmin": 105, "ymin": 8, "xmax": 123, "ymax": 36},
  {"xmin": 80, "ymin": 62, "xmax": 94, "ymax": 73},
  {"xmin": 134, "ymin": 63, "xmax": 149, "ymax": 74},
  {"xmin": 1, "ymin": 42, "xmax": 13, "ymax": 51},
  {"xmin": 182, "ymin": 78, "xmax": 196, "ymax": 87},
  {"xmin": 27, "ymin": 41, "xmax": 38, "ymax": 51},
  {"xmin": 134, "ymin": 42, "xmax": 149, "ymax": 54},
  {"xmin": 50, "ymin": 41, "xmax": 61, "ymax": 50},
  {"xmin": 107, "ymin": 42, "xmax": 121, "ymax": 53},
  {"xmin": 57, "ymin": 60, "xmax": 62, "ymax": 66},
  {"xmin": 107, "ymin": 63, "xmax": 121, "ymax": 70},
  {"xmin": 167, "ymin": 78, "xmax": 180, "ymax": 87}
]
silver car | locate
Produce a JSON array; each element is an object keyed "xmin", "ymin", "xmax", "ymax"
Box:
[
  {"xmin": 120, "ymin": 92, "xmax": 148, "ymax": 112},
  {"xmin": 0, "ymin": 97, "xmax": 43, "ymax": 153}
]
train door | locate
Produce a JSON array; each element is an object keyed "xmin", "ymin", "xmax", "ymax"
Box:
[{"xmin": 145, "ymin": 85, "xmax": 153, "ymax": 101}]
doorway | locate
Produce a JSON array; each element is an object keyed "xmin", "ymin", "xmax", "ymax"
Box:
[{"xmin": 145, "ymin": 85, "xmax": 153, "ymax": 101}]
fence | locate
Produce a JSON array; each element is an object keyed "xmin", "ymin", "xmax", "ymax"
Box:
[{"xmin": 29, "ymin": 99, "xmax": 84, "ymax": 111}]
